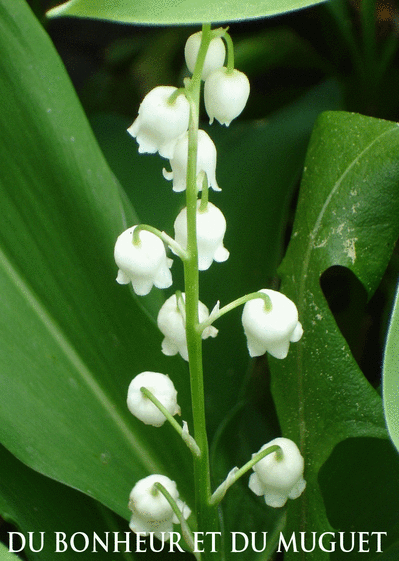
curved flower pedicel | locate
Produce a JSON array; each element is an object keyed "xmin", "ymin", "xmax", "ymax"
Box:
[
  {"xmin": 248, "ymin": 437, "xmax": 306, "ymax": 508},
  {"xmin": 174, "ymin": 201, "xmax": 229, "ymax": 271},
  {"xmin": 128, "ymin": 474, "xmax": 191, "ymax": 540},
  {"xmin": 127, "ymin": 372, "xmax": 180, "ymax": 427},
  {"xmin": 157, "ymin": 293, "xmax": 218, "ymax": 361},
  {"xmin": 127, "ymin": 86, "xmax": 190, "ymax": 158},
  {"xmin": 204, "ymin": 67, "xmax": 250, "ymax": 126},
  {"xmin": 114, "ymin": 226, "xmax": 172, "ymax": 296},
  {"xmin": 241, "ymin": 289, "xmax": 303, "ymax": 358},
  {"xmin": 162, "ymin": 129, "xmax": 220, "ymax": 193},
  {"xmin": 184, "ymin": 31, "xmax": 226, "ymax": 80}
]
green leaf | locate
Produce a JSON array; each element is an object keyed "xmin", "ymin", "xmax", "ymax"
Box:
[
  {"xmin": 0, "ymin": 443, "xmax": 195, "ymax": 560},
  {"xmin": 46, "ymin": 0, "xmax": 327, "ymax": 25},
  {"xmin": 0, "ymin": 542, "xmax": 20, "ymax": 561},
  {"xmin": 271, "ymin": 111, "xmax": 399, "ymax": 559},
  {"xmin": 0, "ymin": 444, "xmax": 133, "ymax": 561},
  {"xmin": 318, "ymin": 437, "xmax": 399, "ymax": 561},
  {"xmin": 383, "ymin": 280, "xmax": 399, "ymax": 453},
  {"xmin": 0, "ymin": 0, "xmax": 193, "ymax": 523}
]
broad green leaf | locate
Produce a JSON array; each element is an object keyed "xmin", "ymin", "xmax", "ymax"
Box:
[
  {"xmin": 318, "ymin": 437, "xmax": 399, "ymax": 560},
  {"xmin": 90, "ymin": 80, "xmax": 343, "ymax": 435},
  {"xmin": 47, "ymin": 0, "xmax": 327, "ymax": 25},
  {"xmin": 0, "ymin": 444, "xmax": 142, "ymax": 561},
  {"xmin": 0, "ymin": 0, "xmax": 193, "ymax": 523},
  {"xmin": 271, "ymin": 111, "xmax": 399, "ymax": 559},
  {"xmin": 0, "ymin": 542, "xmax": 20, "ymax": 561},
  {"xmin": 383, "ymin": 280, "xmax": 399, "ymax": 453}
]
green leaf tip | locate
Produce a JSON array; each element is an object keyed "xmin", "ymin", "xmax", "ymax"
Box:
[{"xmin": 46, "ymin": 0, "xmax": 327, "ymax": 26}]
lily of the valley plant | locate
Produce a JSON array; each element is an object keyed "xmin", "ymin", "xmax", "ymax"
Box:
[{"xmin": 114, "ymin": 25, "xmax": 305, "ymax": 558}]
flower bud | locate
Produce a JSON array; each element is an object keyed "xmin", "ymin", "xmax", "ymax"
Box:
[
  {"xmin": 157, "ymin": 293, "xmax": 218, "ymax": 361},
  {"xmin": 184, "ymin": 31, "xmax": 226, "ymax": 80},
  {"xmin": 204, "ymin": 68, "xmax": 250, "ymax": 126},
  {"xmin": 162, "ymin": 129, "xmax": 220, "ymax": 193},
  {"xmin": 174, "ymin": 201, "xmax": 229, "ymax": 271},
  {"xmin": 128, "ymin": 474, "xmax": 191, "ymax": 539},
  {"xmin": 127, "ymin": 86, "xmax": 190, "ymax": 158},
  {"xmin": 241, "ymin": 289, "xmax": 303, "ymax": 359},
  {"xmin": 127, "ymin": 372, "xmax": 180, "ymax": 427},
  {"xmin": 248, "ymin": 437, "xmax": 306, "ymax": 508},
  {"xmin": 114, "ymin": 226, "xmax": 172, "ymax": 296}
]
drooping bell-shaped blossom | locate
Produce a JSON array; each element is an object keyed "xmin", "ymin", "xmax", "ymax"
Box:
[
  {"xmin": 248, "ymin": 437, "xmax": 306, "ymax": 508},
  {"xmin": 157, "ymin": 293, "xmax": 218, "ymax": 361},
  {"xmin": 114, "ymin": 226, "xmax": 172, "ymax": 296},
  {"xmin": 204, "ymin": 68, "xmax": 250, "ymax": 126},
  {"xmin": 127, "ymin": 371, "xmax": 180, "ymax": 427},
  {"xmin": 173, "ymin": 201, "xmax": 229, "ymax": 271},
  {"xmin": 241, "ymin": 289, "xmax": 303, "ymax": 359},
  {"xmin": 184, "ymin": 31, "xmax": 226, "ymax": 80},
  {"xmin": 162, "ymin": 129, "xmax": 220, "ymax": 193},
  {"xmin": 128, "ymin": 474, "xmax": 191, "ymax": 540},
  {"xmin": 127, "ymin": 86, "xmax": 190, "ymax": 158}
]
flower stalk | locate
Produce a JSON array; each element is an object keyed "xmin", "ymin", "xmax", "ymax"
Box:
[
  {"xmin": 154, "ymin": 482, "xmax": 200, "ymax": 560},
  {"xmin": 198, "ymin": 291, "xmax": 272, "ymax": 334},
  {"xmin": 133, "ymin": 224, "xmax": 188, "ymax": 261},
  {"xmin": 183, "ymin": 23, "xmax": 221, "ymax": 553},
  {"xmin": 209, "ymin": 445, "xmax": 280, "ymax": 506},
  {"xmin": 140, "ymin": 386, "xmax": 201, "ymax": 457}
]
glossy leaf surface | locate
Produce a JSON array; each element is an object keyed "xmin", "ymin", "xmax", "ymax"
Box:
[
  {"xmin": 0, "ymin": 543, "xmax": 20, "ymax": 561},
  {"xmin": 47, "ymin": 0, "xmax": 326, "ymax": 25},
  {"xmin": 0, "ymin": 444, "xmax": 138, "ymax": 561},
  {"xmin": 0, "ymin": 0, "xmax": 192, "ymax": 523},
  {"xmin": 271, "ymin": 111, "xmax": 399, "ymax": 559}
]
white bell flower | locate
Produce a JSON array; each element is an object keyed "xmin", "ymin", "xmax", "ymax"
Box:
[
  {"xmin": 204, "ymin": 68, "xmax": 250, "ymax": 126},
  {"xmin": 241, "ymin": 289, "xmax": 303, "ymax": 359},
  {"xmin": 127, "ymin": 372, "xmax": 180, "ymax": 427},
  {"xmin": 248, "ymin": 437, "xmax": 306, "ymax": 508},
  {"xmin": 173, "ymin": 201, "xmax": 229, "ymax": 271},
  {"xmin": 162, "ymin": 129, "xmax": 220, "ymax": 193},
  {"xmin": 114, "ymin": 226, "xmax": 172, "ymax": 296},
  {"xmin": 184, "ymin": 31, "xmax": 226, "ymax": 80},
  {"xmin": 128, "ymin": 474, "xmax": 191, "ymax": 540},
  {"xmin": 157, "ymin": 293, "xmax": 218, "ymax": 361},
  {"xmin": 127, "ymin": 86, "xmax": 190, "ymax": 158}
]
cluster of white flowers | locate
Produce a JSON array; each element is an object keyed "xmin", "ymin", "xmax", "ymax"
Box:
[
  {"xmin": 114, "ymin": 27, "xmax": 307, "ymax": 543},
  {"xmin": 114, "ymin": 28, "xmax": 250, "ymax": 362}
]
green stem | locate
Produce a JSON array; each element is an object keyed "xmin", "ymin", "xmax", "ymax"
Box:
[
  {"xmin": 154, "ymin": 483, "xmax": 201, "ymax": 561},
  {"xmin": 133, "ymin": 224, "xmax": 188, "ymax": 261},
  {"xmin": 324, "ymin": 1, "xmax": 366, "ymax": 94},
  {"xmin": 168, "ymin": 87, "xmax": 187, "ymax": 105},
  {"xmin": 360, "ymin": 0, "xmax": 377, "ymax": 75},
  {"xmin": 198, "ymin": 291, "xmax": 272, "ymax": 334},
  {"xmin": 140, "ymin": 387, "xmax": 201, "ymax": 457},
  {"xmin": 184, "ymin": 23, "xmax": 221, "ymax": 558},
  {"xmin": 209, "ymin": 445, "xmax": 280, "ymax": 506},
  {"xmin": 222, "ymin": 31, "xmax": 235, "ymax": 74}
]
